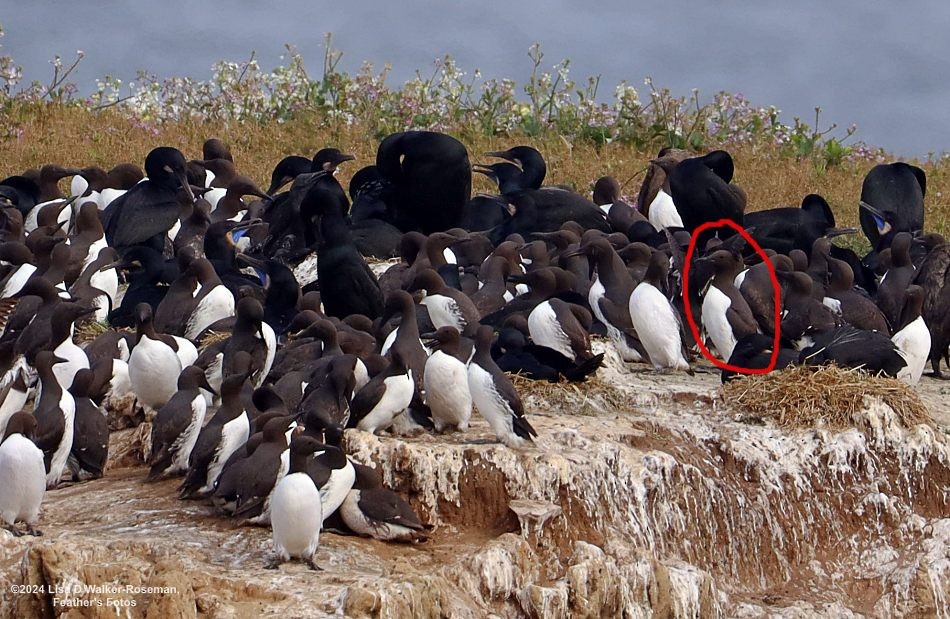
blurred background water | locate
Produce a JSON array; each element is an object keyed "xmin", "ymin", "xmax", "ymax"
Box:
[{"xmin": 3, "ymin": 1, "xmax": 947, "ymax": 156}]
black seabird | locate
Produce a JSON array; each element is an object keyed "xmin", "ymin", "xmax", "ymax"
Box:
[
  {"xmin": 745, "ymin": 194, "xmax": 854, "ymax": 254},
  {"xmin": 875, "ymin": 232, "xmax": 916, "ymax": 330},
  {"xmin": 799, "ymin": 325, "xmax": 906, "ymax": 377},
  {"xmin": 266, "ymin": 155, "xmax": 311, "ymax": 195},
  {"xmin": 106, "ymin": 247, "xmax": 173, "ymax": 328},
  {"xmin": 102, "ymin": 147, "xmax": 195, "ymax": 254},
  {"xmin": 721, "ymin": 334, "xmax": 799, "ymax": 383},
  {"xmin": 212, "ymin": 414, "xmax": 295, "ymax": 521},
  {"xmin": 376, "ymin": 131, "xmax": 471, "ymax": 233},
  {"xmin": 697, "ymin": 249, "xmax": 758, "ymax": 362},
  {"xmin": 571, "ymin": 238, "xmax": 644, "ymax": 362},
  {"xmin": 304, "ymin": 173, "xmax": 384, "ymax": 320},
  {"xmin": 778, "ymin": 271, "xmax": 838, "ymax": 350},
  {"xmin": 912, "ymin": 239, "xmax": 950, "ymax": 377},
  {"xmin": 859, "ymin": 162, "xmax": 926, "ymax": 249},
  {"xmin": 32, "ymin": 350, "xmax": 76, "ymax": 488},
  {"xmin": 664, "ymin": 150, "xmax": 746, "ymax": 241},
  {"xmin": 823, "ymin": 255, "xmax": 889, "ymax": 334},
  {"xmin": 493, "ymin": 318, "xmax": 603, "ymax": 382}
]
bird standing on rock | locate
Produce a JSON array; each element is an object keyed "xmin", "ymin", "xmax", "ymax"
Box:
[
  {"xmin": 67, "ymin": 368, "xmax": 109, "ymax": 481},
  {"xmin": 423, "ymin": 326, "xmax": 473, "ymax": 433},
  {"xmin": 698, "ymin": 249, "xmax": 758, "ymax": 362},
  {"xmin": 629, "ymin": 250, "xmax": 691, "ymax": 372},
  {"xmin": 0, "ymin": 413, "xmax": 46, "ymax": 537},
  {"xmin": 268, "ymin": 434, "xmax": 324, "ymax": 570},
  {"xmin": 570, "ymin": 238, "xmax": 644, "ymax": 362},
  {"xmin": 32, "ymin": 351, "xmax": 76, "ymax": 488},
  {"xmin": 179, "ymin": 363, "xmax": 252, "ymax": 499},
  {"xmin": 468, "ymin": 325, "xmax": 537, "ymax": 448},
  {"xmin": 891, "ymin": 285, "xmax": 930, "ymax": 385}
]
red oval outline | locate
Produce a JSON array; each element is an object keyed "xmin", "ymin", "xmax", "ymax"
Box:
[{"xmin": 681, "ymin": 219, "xmax": 782, "ymax": 374}]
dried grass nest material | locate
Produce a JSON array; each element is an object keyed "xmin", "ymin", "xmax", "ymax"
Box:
[
  {"xmin": 198, "ymin": 330, "xmax": 231, "ymax": 347},
  {"xmin": 74, "ymin": 320, "xmax": 118, "ymax": 345},
  {"xmin": 720, "ymin": 364, "xmax": 931, "ymax": 430},
  {"xmin": 508, "ymin": 373, "xmax": 629, "ymax": 415}
]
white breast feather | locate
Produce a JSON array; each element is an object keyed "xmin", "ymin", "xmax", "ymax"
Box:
[
  {"xmin": 467, "ymin": 363, "xmax": 519, "ymax": 445},
  {"xmin": 421, "ymin": 294, "xmax": 464, "ymax": 331},
  {"xmin": 356, "ymin": 373, "xmax": 414, "ymax": 433},
  {"xmin": 320, "ymin": 459, "xmax": 356, "ymax": 521},
  {"xmin": 528, "ymin": 301, "xmax": 575, "ymax": 361},
  {"xmin": 186, "ymin": 286, "xmax": 235, "ymax": 339},
  {"xmin": 424, "ymin": 351, "xmax": 472, "ymax": 431},
  {"xmin": 0, "ymin": 435, "xmax": 46, "ymax": 525},
  {"xmin": 46, "ymin": 391, "xmax": 76, "ymax": 487},
  {"xmin": 202, "ymin": 412, "xmax": 250, "ymax": 493},
  {"xmin": 893, "ymin": 316, "xmax": 930, "ymax": 385},
  {"xmin": 630, "ymin": 283, "xmax": 689, "ymax": 370},
  {"xmin": 701, "ymin": 285, "xmax": 737, "ymax": 362},
  {"xmin": 648, "ymin": 190, "xmax": 683, "ymax": 230},
  {"xmin": 270, "ymin": 472, "xmax": 322, "ymax": 561}
]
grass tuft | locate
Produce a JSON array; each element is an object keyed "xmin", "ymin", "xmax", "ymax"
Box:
[
  {"xmin": 74, "ymin": 320, "xmax": 117, "ymax": 345},
  {"xmin": 509, "ymin": 373, "xmax": 631, "ymax": 416},
  {"xmin": 721, "ymin": 365, "xmax": 931, "ymax": 430}
]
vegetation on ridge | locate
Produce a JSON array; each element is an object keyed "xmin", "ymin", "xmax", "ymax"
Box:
[{"xmin": 1, "ymin": 27, "xmax": 949, "ymax": 249}]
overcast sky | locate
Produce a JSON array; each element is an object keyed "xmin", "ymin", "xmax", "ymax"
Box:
[{"xmin": 3, "ymin": 1, "xmax": 948, "ymax": 156}]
